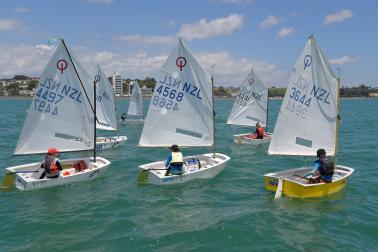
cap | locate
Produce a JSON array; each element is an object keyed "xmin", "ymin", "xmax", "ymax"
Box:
[{"xmin": 48, "ymin": 148, "xmax": 59, "ymax": 155}]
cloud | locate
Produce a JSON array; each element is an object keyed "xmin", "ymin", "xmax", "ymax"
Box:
[
  {"xmin": 0, "ymin": 43, "xmax": 287, "ymax": 87},
  {"xmin": 179, "ymin": 14, "xmax": 244, "ymax": 40},
  {"xmin": 14, "ymin": 7, "xmax": 31, "ymax": 13},
  {"xmin": 0, "ymin": 44, "xmax": 55, "ymax": 76},
  {"xmin": 0, "ymin": 19, "xmax": 24, "ymax": 31},
  {"xmin": 277, "ymin": 27, "xmax": 295, "ymax": 38},
  {"xmin": 329, "ymin": 56, "xmax": 361, "ymax": 65},
  {"xmin": 116, "ymin": 34, "xmax": 176, "ymax": 45},
  {"xmin": 324, "ymin": 9, "xmax": 353, "ymax": 25},
  {"xmin": 260, "ymin": 15, "xmax": 281, "ymax": 29},
  {"xmin": 195, "ymin": 51, "xmax": 287, "ymax": 86},
  {"xmin": 116, "ymin": 14, "xmax": 244, "ymax": 45},
  {"xmin": 84, "ymin": 0, "xmax": 113, "ymax": 4}
]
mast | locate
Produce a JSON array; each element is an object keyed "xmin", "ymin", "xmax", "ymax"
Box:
[
  {"xmin": 266, "ymin": 88, "xmax": 270, "ymax": 133},
  {"xmin": 211, "ymin": 65, "xmax": 216, "ymax": 158},
  {"xmin": 93, "ymin": 78, "xmax": 97, "ymax": 162},
  {"xmin": 335, "ymin": 77, "xmax": 340, "ymax": 164}
]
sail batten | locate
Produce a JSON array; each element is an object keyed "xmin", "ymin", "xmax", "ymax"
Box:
[
  {"xmin": 95, "ymin": 65, "xmax": 117, "ymax": 131},
  {"xmin": 227, "ymin": 68, "xmax": 268, "ymax": 127},
  {"xmin": 14, "ymin": 40, "xmax": 95, "ymax": 155},
  {"xmin": 139, "ymin": 38, "xmax": 213, "ymax": 147},
  {"xmin": 268, "ymin": 36, "xmax": 338, "ymax": 156}
]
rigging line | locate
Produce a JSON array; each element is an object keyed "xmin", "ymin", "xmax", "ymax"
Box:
[
  {"xmin": 180, "ymin": 39, "xmax": 214, "ymax": 112},
  {"xmin": 61, "ymin": 39, "xmax": 98, "ymax": 123}
]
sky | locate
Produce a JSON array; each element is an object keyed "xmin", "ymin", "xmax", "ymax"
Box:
[{"xmin": 0, "ymin": 0, "xmax": 377, "ymax": 87}]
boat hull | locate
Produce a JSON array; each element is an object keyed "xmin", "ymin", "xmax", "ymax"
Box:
[
  {"xmin": 5, "ymin": 157, "xmax": 111, "ymax": 191},
  {"xmin": 233, "ymin": 132, "xmax": 272, "ymax": 145},
  {"xmin": 138, "ymin": 153, "xmax": 230, "ymax": 185},
  {"xmin": 95, "ymin": 136, "xmax": 127, "ymax": 150},
  {"xmin": 264, "ymin": 165, "xmax": 354, "ymax": 198},
  {"xmin": 119, "ymin": 118, "xmax": 145, "ymax": 124}
]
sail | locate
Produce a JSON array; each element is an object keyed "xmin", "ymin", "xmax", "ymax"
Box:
[
  {"xmin": 127, "ymin": 81, "xmax": 143, "ymax": 118},
  {"xmin": 14, "ymin": 40, "xmax": 95, "ymax": 155},
  {"xmin": 268, "ymin": 36, "xmax": 338, "ymax": 156},
  {"xmin": 227, "ymin": 68, "xmax": 268, "ymax": 127},
  {"xmin": 139, "ymin": 37, "xmax": 213, "ymax": 147},
  {"xmin": 95, "ymin": 65, "xmax": 117, "ymax": 130}
]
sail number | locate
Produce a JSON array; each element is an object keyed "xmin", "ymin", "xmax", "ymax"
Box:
[
  {"xmin": 152, "ymin": 85, "xmax": 183, "ymax": 111},
  {"xmin": 236, "ymin": 86, "xmax": 262, "ymax": 106},
  {"xmin": 32, "ymin": 77, "xmax": 84, "ymax": 116}
]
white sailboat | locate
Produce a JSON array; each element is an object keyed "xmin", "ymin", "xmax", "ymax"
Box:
[
  {"xmin": 120, "ymin": 81, "xmax": 144, "ymax": 123},
  {"xmin": 3, "ymin": 40, "xmax": 111, "ymax": 191},
  {"xmin": 264, "ymin": 35, "xmax": 354, "ymax": 198},
  {"xmin": 138, "ymin": 37, "xmax": 230, "ymax": 185},
  {"xmin": 94, "ymin": 65, "xmax": 127, "ymax": 150},
  {"xmin": 227, "ymin": 68, "xmax": 272, "ymax": 145}
]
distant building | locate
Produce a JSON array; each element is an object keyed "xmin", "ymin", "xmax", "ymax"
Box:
[
  {"xmin": 368, "ymin": 92, "xmax": 378, "ymax": 97},
  {"xmin": 112, "ymin": 72, "xmax": 123, "ymax": 96},
  {"xmin": 141, "ymin": 85, "xmax": 153, "ymax": 95}
]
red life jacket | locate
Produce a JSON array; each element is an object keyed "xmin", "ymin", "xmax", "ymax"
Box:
[
  {"xmin": 45, "ymin": 155, "xmax": 59, "ymax": 173},
  {"xmin": 257, "ymin": 127, "xmax": 264, "ymax": 137}
]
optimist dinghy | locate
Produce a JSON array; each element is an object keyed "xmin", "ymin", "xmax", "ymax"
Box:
[
  {"xmin": 138, "ymin": 37, "xmax": 231, "ymax": 185},
  {"xmin": 119, "ymin": 81, "xmax": 145, "ymax": 123},
  {"xmin": 227, "ymin": 68, "xmax": 272, "ymax": 145},
  {"xmin": 93, "ymin": 65, "xmax": 127, "ymax": 150},
  {"xmin": 264, "ymin": 35, "xmax": 354, "ymax": 198},
  {"xmin": 2, "ymin": 39, "xmax": 111, "ymax": 191}
]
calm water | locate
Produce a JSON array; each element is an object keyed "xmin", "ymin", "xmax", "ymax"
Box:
[{"xmin": 0, "ymin": 98, "xmax": 377, "ymax": 251}]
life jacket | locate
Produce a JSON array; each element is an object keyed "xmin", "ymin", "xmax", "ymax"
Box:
[
  {"xmin": 257, "ymin": 127, "xmax": 264, "ymax": 137},
  {"xmin": 44, "ymin": 155, "xmax": 59, "ymax": 174},
  {"xmin": 318, "ymin": 157, "xmax": 334, "ymax": 176},
  {"xmin": 73, "ymin": 160, "xmax": 88, "ymax": 172},
  {"xmin": 170, "ymin": 152, "xmax": 183, "ymax": 166}
]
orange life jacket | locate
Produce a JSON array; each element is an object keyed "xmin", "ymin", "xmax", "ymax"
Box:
[
  {"xmin": 45, "ymin": 155, "xmax": 59, "ymax": 173},
  {"xmin": 257, "ymin": 127, "xmax": 264, "ymax": 137}
]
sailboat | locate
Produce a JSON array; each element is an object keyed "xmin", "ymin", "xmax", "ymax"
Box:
[
  {"xmin": 264, "ymin": 35, "xmax": 354, "ymax": 198},
  {"xmin": 138, "ymin": 37, "xmax": 230, "ymax": 185},
  {"xmin": 2, "ymin": 39, "xmax": 111, "ymax": 191},
  {"xmin": 120, "ymin": 81, "xmax": 144, "ymax": 123},
  {"xmin": 94, "ymin": 65, "xmax": 127, "ymax": 150},
  {"xmin": 227, "ymin": 68, "xmax": 272, "ymax": 145}
]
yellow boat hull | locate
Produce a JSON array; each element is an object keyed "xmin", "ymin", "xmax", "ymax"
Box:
[{"xmin": 264, "ymin": 165, "xmax": 354, "ymax": 198}]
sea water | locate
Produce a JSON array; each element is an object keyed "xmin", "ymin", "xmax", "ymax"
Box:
[{"xmin": 0, "ymin": 98, "xmax": 377, "ymax": 251}]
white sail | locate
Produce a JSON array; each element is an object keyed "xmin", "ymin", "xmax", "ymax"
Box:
[
  {"xmin": 139, "ymin": 37, "xmax": 213, "ymax": 147},
  {"xmin": 268, "ymin": 36, "xmax": 338, "ymax": 156},
  {"xmin": 127, "ymin": 81, "xmax": 143, "ymax": 118},
  {"xmin": 14, "ymin": 40, "xmax": 95, "ymax": 155},
  {"xmin": 95, "ymin": 65, "xmax": 117, "ymax": 131},
  {"xmin": 227, "ymin": 68, "xmax": 268, "ymax": 127}
]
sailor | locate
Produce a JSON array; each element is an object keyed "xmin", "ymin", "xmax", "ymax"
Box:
[
  {"xmin": 305, "ymin": 149, "xmax": 335, "ymax": 183},
  {"xmin": 120, "ymin": 113, "xmax": 126, "ymax": 121},
  {"xmin": 165, "ymin": 144, "xmax": 184, "ymax": 176},
  {"xmin": 39, "ymin": 148, "xmax": 63, "ymax": 179},
  {"xmin": 255, "ymin": 122, "xmax": 264, "ymax": 139}
]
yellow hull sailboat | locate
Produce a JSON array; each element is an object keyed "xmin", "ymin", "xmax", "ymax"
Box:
[
  {"xmin": 264, "ymin": 165, "xmax": 354, "ymax": 198},
  {"xmin": 265, "ymin": 35, "xmax": 354, "ymax": 198}
]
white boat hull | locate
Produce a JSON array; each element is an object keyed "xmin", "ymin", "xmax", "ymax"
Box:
[
  {"xmin": 233, "ymin": 132, "xmax": 272, "ymax": 145},
  {"xmin": 119, "ymin": 118, "xmax": 145, "ymax": 124},
  {"xmin": 95, "ymin": 136, "xmax": 127, "ymax": 150},
  {"xmin": 138, "ymin": 153, "xmax": 231, "ymax": 185},
  {"xmin": 5, "ymin": 157, "xmax": 111, "ymax": 191}
]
